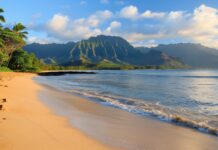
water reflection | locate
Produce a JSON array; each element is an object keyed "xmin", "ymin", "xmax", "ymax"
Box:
[{"xmin": 36, "ymin": 69, "xmax": 218, "ymax": 135}]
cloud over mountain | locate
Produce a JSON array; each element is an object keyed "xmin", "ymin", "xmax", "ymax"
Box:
[{"xmin": 28, "ymin": 4, "xmax": 218, "ymax": 48}]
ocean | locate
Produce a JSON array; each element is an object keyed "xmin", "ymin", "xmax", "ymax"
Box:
[{"xmin": 36, "ymin": 70, "xmax": 218, "ymax": 136}]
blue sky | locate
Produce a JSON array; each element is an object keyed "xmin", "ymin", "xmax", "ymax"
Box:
[{"xmin": 1, "ymin": 0, "xmax": 218, "ymax": 48}]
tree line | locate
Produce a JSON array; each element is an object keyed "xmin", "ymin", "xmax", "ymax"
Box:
[{"xmin": 0, "ymin": 8, "xmax": 41, "ymax": 72}]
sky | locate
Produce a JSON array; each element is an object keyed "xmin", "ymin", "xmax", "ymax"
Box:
[{"xmin": 1, "ymin": 0, "xmax": 218, "ymax": 48}]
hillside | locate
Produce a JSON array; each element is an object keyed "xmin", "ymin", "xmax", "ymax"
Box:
[
  {"xmin": 23, "ymin": 35, "xmax": 185, "ymax": 69},
  {"xmin": 69, "ymin": 35, "xmax": 153, "ymax": 66},
  {"xmin": 23, "ymin": 42, "xmax": 75, "ymax": 64},
  {"xmin": 137, "ymin": 43, "xmax": 218, "ymax": 68}
]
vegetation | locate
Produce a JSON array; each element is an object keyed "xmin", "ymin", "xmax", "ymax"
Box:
[
  {"xmin": 8, "ymin": 49, "xmax": 41, "ymax": 71},
  {"xmin": 39, "ymin": 62, "xmax": 182, "ymax": 71},
  {"xmin": 24, "ymin": 35, "xmax": 187, "ymax": 70},
  {"xmin": 0, "ymin": 66, "xmax": 11, "ymax": 72},
  {"xmin": 0, "ymin": 8, "xmax": 41, "ymax": 72}
]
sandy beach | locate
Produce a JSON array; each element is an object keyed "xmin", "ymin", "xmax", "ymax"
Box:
[
  {"xmin": 1, "ymin": 72, "xmax": 218, "ymax": 150},
  {"xmin": 0, "ymin": 72, "xmax": 115, "ymax": 150}
]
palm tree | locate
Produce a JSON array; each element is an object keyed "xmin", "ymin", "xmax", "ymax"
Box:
[
  {"xmin": 0, "ymin": 8, "xmax": 5, "ymax": 23},
  {"xmin": 0, "ymin": 8, "xmax": 6, "ymax": 49},
  {"xmin": 2, "ymin": 23, "xmax": 28, "ymax": 66},
  {"xmin": 13, "ymin": 23, "xmax": 28, "ymax": 39},
  {"xmin": 0, "ymin": 9, "xmax": 28, "ymax": 67},
  {"xmin": 0, "ymin": 8, "xmax": 6, "ymax": 65}
]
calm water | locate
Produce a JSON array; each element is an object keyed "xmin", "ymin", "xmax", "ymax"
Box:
[{"xmin": 37, "ymin": 70, "xmax": 218, "ymax": 136}]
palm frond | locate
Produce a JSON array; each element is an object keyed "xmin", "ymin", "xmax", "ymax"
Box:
[
  {"xmin": 0, "ymin": 39, "xmax": 5, "ymax": 48},
  {"xmin": 13, "ymin": 23, "xmax": 26, "ymax": 32},
  {"xmin": 0, "ymin": 8, "xmax": 4, "ymax": 13},
  {"xmin": 0, "ymin": 15, "xmax": 5, "ymax": 22}
]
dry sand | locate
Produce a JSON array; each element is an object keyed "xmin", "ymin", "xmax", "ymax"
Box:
[
  {"xmin": 1, "ymin": 72, "xmax": 218, "ymax": 150},
  {"xmin": 0, "ymin": 72, "xmax": 115, "ymax": 150}
]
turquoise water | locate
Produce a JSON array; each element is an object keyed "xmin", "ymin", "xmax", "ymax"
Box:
[{"xmin": 37, "ymin": 70, "xmax": 218, "ymax": 136}]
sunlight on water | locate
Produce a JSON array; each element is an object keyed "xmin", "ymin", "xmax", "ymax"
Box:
[{"xmin": 36, "ymin": 70, "xmax": 218, "ymax": 136}]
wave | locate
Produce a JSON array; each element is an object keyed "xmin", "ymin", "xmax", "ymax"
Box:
[{"xmin": 70, "ymin": 89, "xmax": 218, "ymax": 137}]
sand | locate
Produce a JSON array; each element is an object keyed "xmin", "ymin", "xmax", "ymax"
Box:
[
  {"xmin": 38, "ymin": 77, "xmax": 218, "ymax": 150},
  {"xmin": 1, "ymin": 72, "xmax": 218, "ymax": 150},
  {"xmin": 0, "ymin": 72, "xmax": 115, "ymax": 150}
]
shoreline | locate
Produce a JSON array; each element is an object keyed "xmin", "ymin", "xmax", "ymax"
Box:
[
  {"xmin": 0, "ymin": 72, "xmax": 115, "ymax": 150},
  {"xmin": 1, "ymin": 72, "xmax": 218, "ymax": 150},
  {"xmin": 36, "ymin": 75, "xmax": 218, "ymax": 150}
]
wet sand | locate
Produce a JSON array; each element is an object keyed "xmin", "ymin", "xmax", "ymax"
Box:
[{"xmin": 0, "ymin": 72, "xmax": 115, "ymax": 150}]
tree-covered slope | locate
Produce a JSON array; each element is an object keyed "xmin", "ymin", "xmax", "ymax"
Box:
[
  {"xmin": 137, "ymin": 43, "xmax": 218, "ymax": 68},
  {"xmin": 23, "ymin": 42, "xmax": 75, "ymax": 64},
  {"xmin": 69, "ymin": 35, "xmax": 183, "ymax": 67},
  {"xmin": 23, "ymin": 35, "xmax": 185, "ymax": 68},
  {"xmin": 70, "ymin": 35, "xmax": 143, "ymax": 65}
]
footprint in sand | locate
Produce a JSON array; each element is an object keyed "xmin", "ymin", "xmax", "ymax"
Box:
[
  {"xmin": 0, "ymin": 100, "xmax": 7, "ymax": 111},
  {"xmin": 0, "ymin": 85, "xmax": 8, "ymax": 87},
  {"xmin": 2, "ymin": 98, "xmax": 7, "ymax": 103},
  {"xmin": 0, "ymin": 103, "xmax": 7, "ymax": 121}
]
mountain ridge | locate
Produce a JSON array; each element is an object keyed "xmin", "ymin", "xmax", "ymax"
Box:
[
  {"xmin": 23, "ymin": 35, "xmax": 209, "ymax": 69},
  {"xmin": 137, "ymin": 43, "xmax": 218, "ymax": 68},
  {"xmin": 24, "ymin": 42, "xmax": 75, "ymax": 64}
]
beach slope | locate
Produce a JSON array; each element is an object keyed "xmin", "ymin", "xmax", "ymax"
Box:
[{"xmin": 0, "ymin": 72, "xmax": 114, "ymax": 150}]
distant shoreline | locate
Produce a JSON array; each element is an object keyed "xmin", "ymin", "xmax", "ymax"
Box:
[{"xmin": 37, "ymin": 70, "xmax": 96, "ymax": 76}]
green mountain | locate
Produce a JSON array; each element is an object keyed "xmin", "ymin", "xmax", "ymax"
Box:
[
  {"xmin": 137, "ymin": 43, "xmax": 218, "ymax": 68},
  {"xmin": 24, "ymin": 42, "xmax": 75, "ymax": 64},
  {"xmin": 142, "ymin": 50, "xmax": 185, "ymax": 68},
  {"xmin": 23, "ymin": 35, "xmax": 184, "ymax": 69},
  {"xmin": 69, "ymin": 35, "xmax": 148, "ymax": 66}
]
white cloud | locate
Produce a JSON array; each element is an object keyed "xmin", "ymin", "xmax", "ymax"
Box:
[
  {"xmin": 118, "ymin": 4, "xmax": 218, "ymax": 48},
  {"xmin": 87, "ymin": 10, "xmax": 113, "ymax": 27},
  {"xmin": 47, "ymin": 14, "xmax": 69, "ymax": 31},
  {"xmin": 29, "ymin": 4, "xmax": 218, "ymax": 48},
  {"xmin": 119, "ymin": 5, "xmax": 139, "ymax": 20},
  {"xmin": 177, "ymin": 5, "xmax": 218, "ymax": 48},
  {"xmin": 46, "ymin": 16, "xmax": 102, "ymax": 41},
  {"xmin": 44, "ymin": 11, "xmax": 113, "ymax": 42},
  {"xmin": 123, "ymin": 32, "xmax": 164, "ymax": 43},
  {"xmin": 168, "ymin": 11, "xmax": 186, "ymax": 20},
  {"xmin": 105, "ymin": 21, "xmax": 121, "ymax": 34},
  {"xmin": 28, "ymin": 36, "xmax": 57, "ymax": 44},
  {"xmin": 119, "ymin": 5, "xmax": 166, "ymax": 20},
  {"xmin": 142, "ymin": 11, "xmax": 165, "ymax": 19},
  {"xmin": 132, "ymin": 40, "xmax": 158, "ymax": 48}
]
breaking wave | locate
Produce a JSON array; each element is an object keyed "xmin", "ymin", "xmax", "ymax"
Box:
[{"xmin": 70, "ymin": 89, "xmax": 218, "ymax": 136}]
